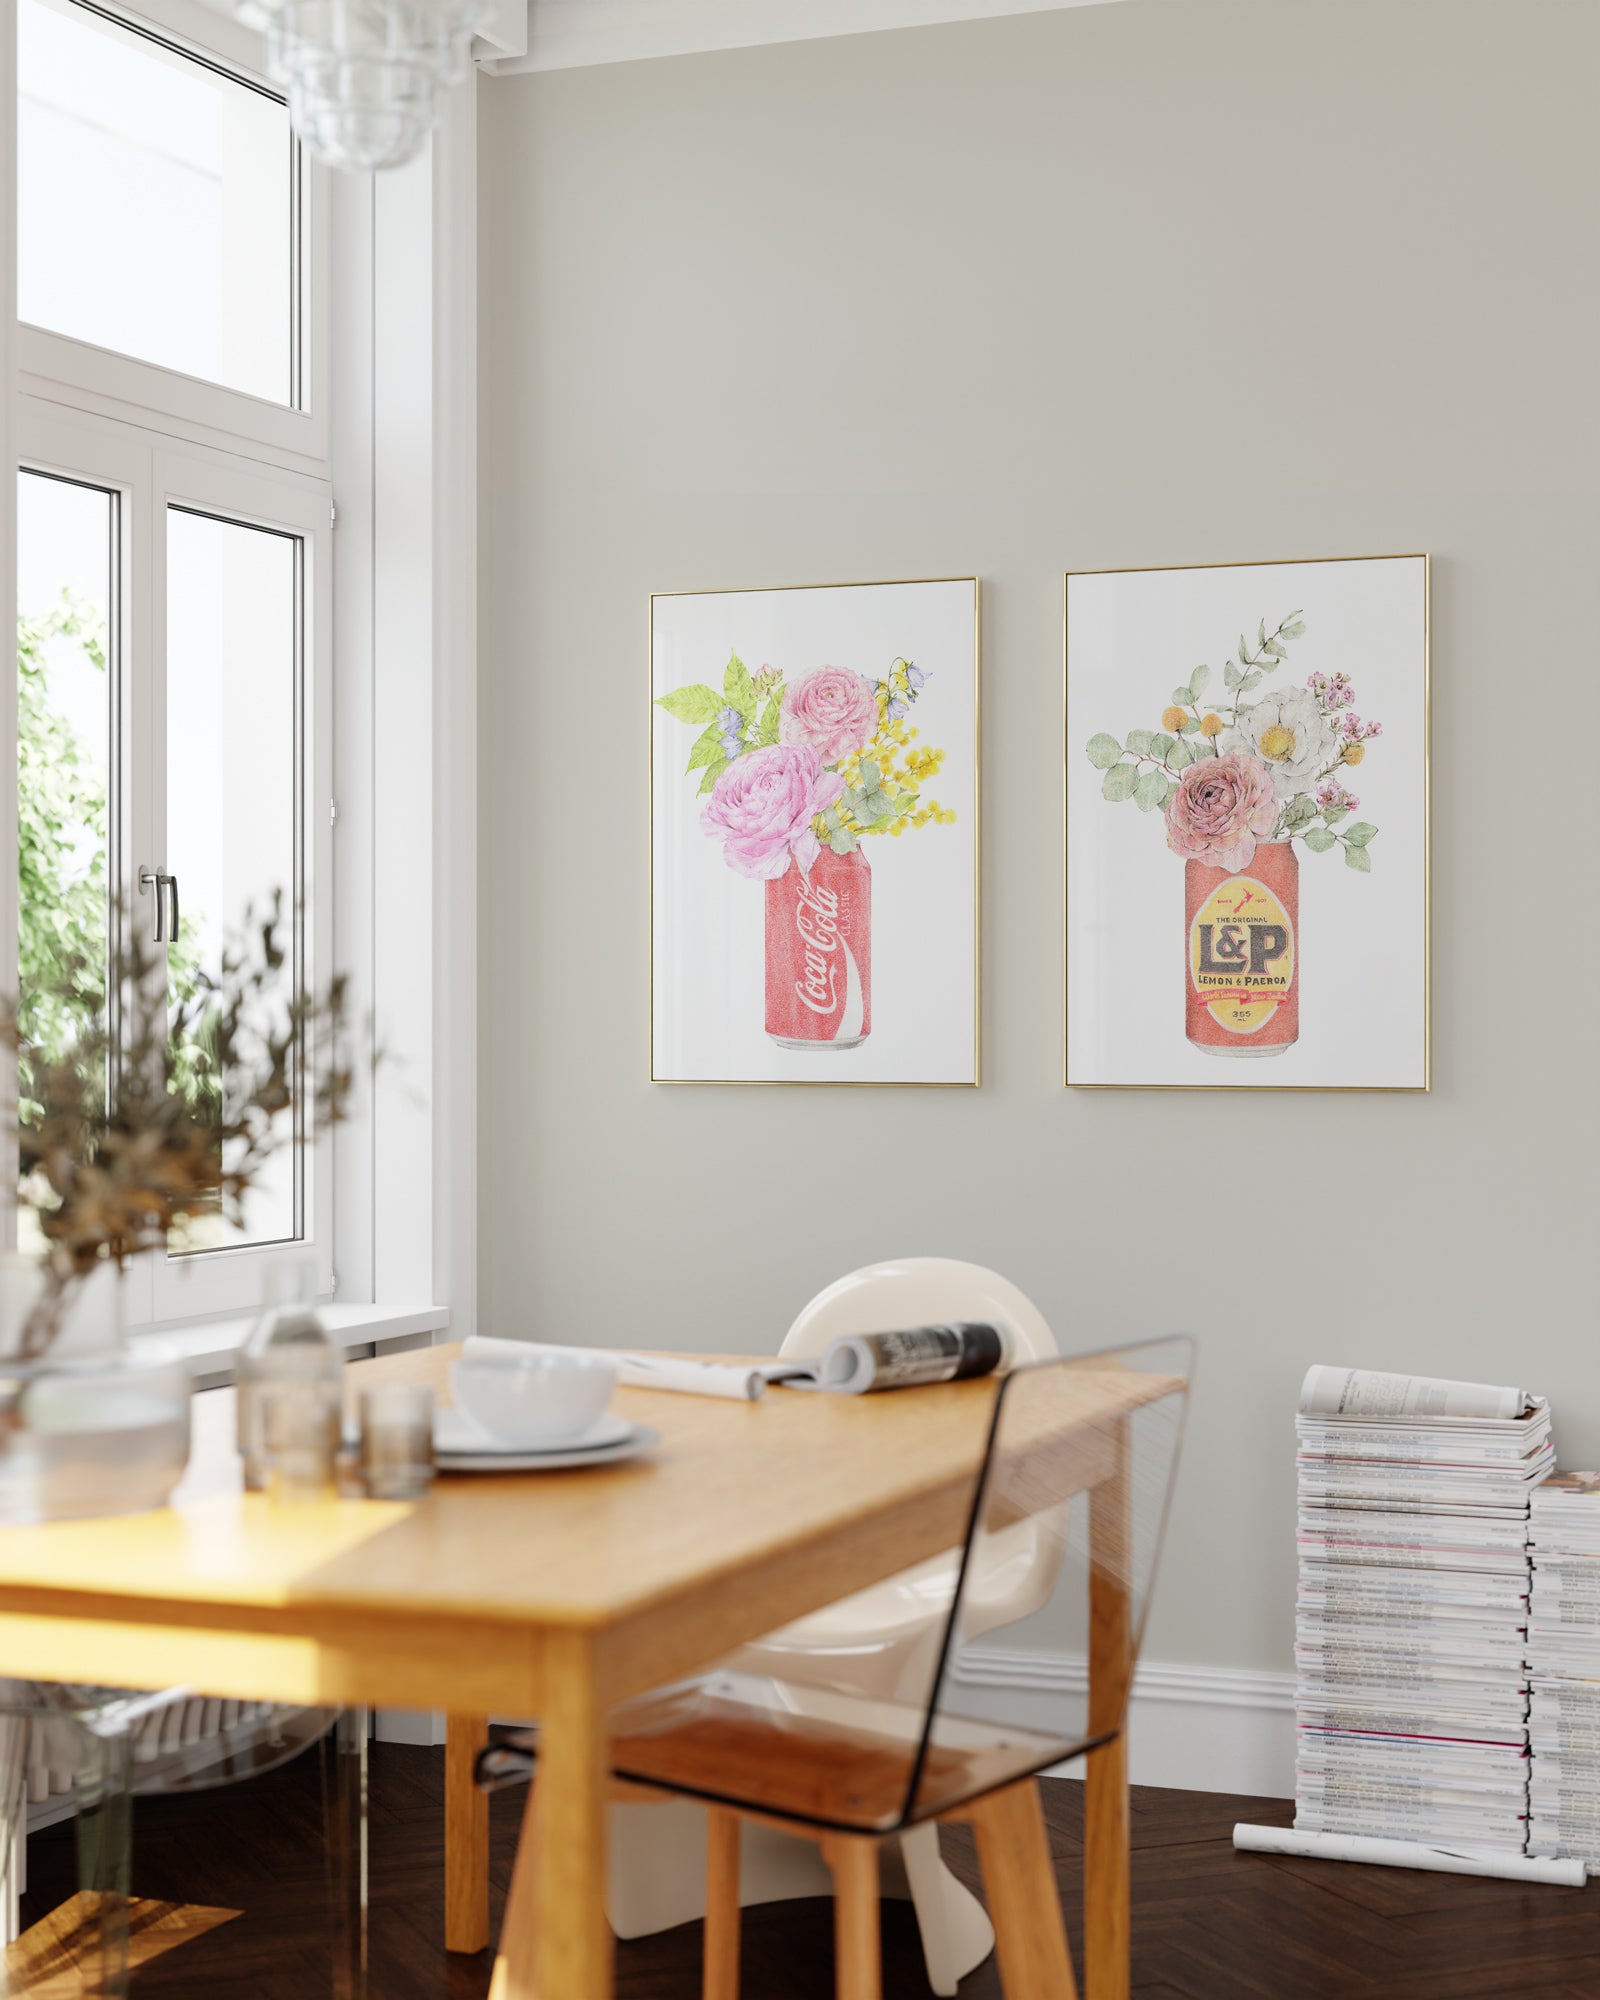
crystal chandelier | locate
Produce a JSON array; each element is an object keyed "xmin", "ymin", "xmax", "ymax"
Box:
[{"xmin": 240, "ymin": 0, "xmax": 492, "ymax": 171}]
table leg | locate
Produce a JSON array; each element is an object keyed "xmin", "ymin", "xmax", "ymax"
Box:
[
  {"xmin": 1084, "ymin": 1418, "xmax": 1132, "ymax": 2000},
  {"xmin": 498, "ymin": 1632, "xmax": 612, "ymax": 2000},
  {"xmin": 445, "ymin": 1714, "xmax": 491, "ymax": 1954}
]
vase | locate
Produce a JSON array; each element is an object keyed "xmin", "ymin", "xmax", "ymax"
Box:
[
  {"xmin": 1184, "ymin": 839, "xmax": 1299, "ymax": 1057},
  {"xmin": 0, "ymin": 1258, "xmax": 192, "ymax": 1525},
  {"xmin": 764, "ymin": 846, "xmax": 872, "ymax": 1050}
]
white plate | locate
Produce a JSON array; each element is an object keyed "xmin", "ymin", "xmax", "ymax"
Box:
[{"xmin": 434, "ymin": 1409, "xmax": 658, "ymax": 1472}]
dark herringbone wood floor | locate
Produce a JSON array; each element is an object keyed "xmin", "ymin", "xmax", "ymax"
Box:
[{"xmin": 20, "ymin": 1744, "xmax": 1600, "ymax": 1998}]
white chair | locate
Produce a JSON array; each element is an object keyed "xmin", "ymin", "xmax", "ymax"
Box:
[{"xmin": 607, "ymin": 1258, "xmax": 1059, "ymax": 1996}]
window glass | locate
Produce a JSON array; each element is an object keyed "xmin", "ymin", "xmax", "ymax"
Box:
[
  {"xmin": 18, "ymin": 0, "xmax": 297, "ymax": 407},
  {"xmin": 15, "ymin": 470, "xmax": 116, "ymax": 1237},
  {"xmin": 166, "ymin": 505, "xmax": 302, "ymax": 1251}
]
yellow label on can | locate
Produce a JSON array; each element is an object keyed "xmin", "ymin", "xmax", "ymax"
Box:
[{"xmin": 1189, "ymin": 876, "xmax": 1295, "ymax": 1035}]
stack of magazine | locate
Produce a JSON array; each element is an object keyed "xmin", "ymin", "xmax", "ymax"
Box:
[
  {"xmin": 1526, "ymin": 1472, "xmax": 1600, "ymax": 1865},
  {"xmin": 1294, "ymin": 1366, "xmax": 1555, "ymax": 1855}
]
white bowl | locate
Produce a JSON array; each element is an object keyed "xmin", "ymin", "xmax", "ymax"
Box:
[{"xmin": 450, "ymin": 1351, "xmax": 617, "ymax": 1446}]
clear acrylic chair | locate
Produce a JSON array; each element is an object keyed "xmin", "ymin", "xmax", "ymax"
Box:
[
  {"xmin": 481, "ymin": 1337, "xmax": 1192, "ymax": 2000},
  {"xmin": 589, "ymin": 1259, "xmax": 1060, "ymax": 1992},
  {"xmin": 0, "ymin": 1681, "xmax": 368, "ymax": 1998}
]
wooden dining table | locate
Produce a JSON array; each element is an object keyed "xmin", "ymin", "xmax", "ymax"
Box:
[{"xmin": 0, "ymin": 1344, "xmax": 1156, "ymax": 2000}]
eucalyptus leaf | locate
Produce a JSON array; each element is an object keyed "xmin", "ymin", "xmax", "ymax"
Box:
[
  {"xmin": 1168, "ymin": 737, "xmax": 1195, "ymax": 772},
  {"xmin": 1189, "ymin": 664, "xmax": 1211, "ymax": 698},
  {"xmin": 1176, "ymin": 714, "xmax": 1201, "ymax": 733},
  {"xmin": 1172, "ymin": 687, "xmax": 1197, "ymax": 710},
  {"xmin": 859, "ymin": 759, "xmax": 881, "ymax": 792},
  {"xmin": 1224, "ymin": 663, "xmax": 1242, "ymax": 689},
  {"xmin": 1134, "ymin": 770, "xmax": 1168, "ymax": 813},
  {"xmin": 1257, "ymin": 618, "xmax": 1267, "ymax": 649},
  {"xmin": 1264, "ymin": 638, "xmax": 1286, "ymax": 661},
  {"xmin": 822, "ymin": 804, "xmax": 842, "ymax": 832},
  {"xmin": 1283, "ymin": 619, "xmax": 1306, "ymax": 638},
  {"xmin": 1343, "ymin": 821, "xmax": 1378, "ymax": 846},
  {"xmin": 1322, "ymin": 806, "xmax": 1350, "ymax": 827},
  {"xmin": 842, "ymin": 786, "xmax": 867, "ymax": 815},
  {"xmin": 862, "ymin": 791, "xmax": 893, "ymax": 821},
  {"xmin": 1085, "ymin": 733, "xmax": 1124, "ymax": 770},
  {"xmin": 1302, "ymin": 827, "xmax": 1336, "ymax": 853},
  {"xmin": 1284, "ymin": 794, "xmax": 1318, "ymax": 827},
  {"xmin": 828, "ymin": 828, "xmax": 859, "ymax": 856},
  {"xmin": 1240, "ymin": 670, "xmax": 1262, "ymax": 691},
  {"xmin": 1239, "ymin": 634, "xmax": 1251, "ymax": 665},
  {"xmin": 1344, "ymin": 842, "xmax": 1372, "ymax": 872},
  {"xmin": 1151, "ymin": 733, "xmax": 1175, "ymax": 760},
  {"xmin": 1125, "ymin": 729, "xmax": 1157, "ymax": 755},
  {"xmin": 656, "ymin": 683, "xmax": 723, "ymax": 725},
  {"xmin": 1102, "ymin": 764, "xmax": 1139, "ymax": 803}
]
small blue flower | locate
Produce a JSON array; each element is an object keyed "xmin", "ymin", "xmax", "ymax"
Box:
[
  {"xmin": 886, "ymin": 696, "xmax": 908, "ymax": 721},
  {"xmin": 906, "ymin": 663, "xmax": 927, "ymax": 691},
  {"xmin": 716, "ymin": 705, "xmax": 745, "ymax": 758}
]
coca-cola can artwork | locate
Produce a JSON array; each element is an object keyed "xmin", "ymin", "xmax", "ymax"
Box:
[
  {"xmin": 651, "ymin": 579, "xmax": 979, "ymax": 1084},
  {"xmin": 1066, "ymin": 555, "xmax": 1429, "ymax": 1091}
]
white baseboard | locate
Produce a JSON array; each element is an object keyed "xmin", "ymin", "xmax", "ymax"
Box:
[{"xmin": 952, "ymin": 1646, "xmax": 1296, "ymax": 1798}]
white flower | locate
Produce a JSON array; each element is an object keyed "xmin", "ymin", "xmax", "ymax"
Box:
[{"xmin": 1217, "ymin": 686, "xmax": 1340, "ymax": 802}]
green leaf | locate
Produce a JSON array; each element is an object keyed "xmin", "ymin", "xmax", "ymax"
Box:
[
  {"xmin": 1102, "ymin": 765, "xmax": 1139, "ymax": 803},
  {"xmin": 822, "ymin": 804, "xmax": 842, "ymax": 832},
  {"xmin": 1085, "ymin": 733, "xmax": 1123, "ymax": 770},
  {"xmin": 1284, "ymin": 794, "xmax": 1318, "ymax": 827},
  {"xmin": 1239, "ymin": 634, "xmax": 1251, "ymax": 665},
  {"xmin": 1189, "ymin": 664, "xmax": 1211, "ymax": 698},
  {"xmin": 1150, "ymin": 732, "xmax": 1175, "ymax": 761},
  {"xmin": 828, "ymin": 827, "xmax": 859, "ymax": 856},
  {"xmin": 1263, "ymin": 638, "xmax": 1286, "ymax": 661},
  {"xmin": 724, "ymin": 653, "xmax": 756, "ymax": 719},
  {"xmin": 1172, "ymin": 687, "xmax": 1197, "ymax": 710},
  {"xmin": 1283, "ymin": 618, "xmax": 1306, "ymax": 638},
  {"xmin": 697, "ymin": 756, "xmax": 729, "ymax": 795},
  {"xmin": 1257, "ymin": 618, "xmax": 1267, "ymax": 649},
  {"xmin": 1176, "ymin": 713, "xmax": 1201, "ymax": 733},
  {"xmin": 1224, "ymin": 663, "xmax": 1242, "ymax": 689},
  {"xmin": 1343, "ymin": 821, "xmax": 1378, "ymax": 847},
  {"xmin": 1344, "ymin": 842, "xmax": 1372, "ymax": 872},
  {"xmin": 1239, "ymin": 670, "xmax": 1262, "ymax": 692},
  {"xmin": 685, "ymin": 721, "xmax": 724, "ymax": 772},
  {"xmin": 1125, "ymin": 729, "xmax": 1157, "ymax": 755},
  {"xmin": 756, "ymin": 693, "xmax": 782, "ymax": 747},
  {"xmin": 859, "ymin": 759, "xmax": 881, "ymax": 792},
  {"xmin": 841, "ymin": 786, "xmax": 867, "ymax": 816},
  {"xmin": 862, "ymin": 791, "xmax": 893, "ymax": 821},
  {"xmin": 657, "ymin": 683, "xmax": 723, "ymax": 725},
  {"xmin": 1302, "ymin": 827, "xmax": 1336, "ymax": 853},
  {"xmin": 1168, "ymin": 737, "xmax": 1195, "ymax": 772},
  {"xmin": 1321, "ymin": 805, "xmax": 1350, "ymax": 827},
  {"xmin": 1134, "ymin": 769, "xmax": 1168, "ymax": 812}
]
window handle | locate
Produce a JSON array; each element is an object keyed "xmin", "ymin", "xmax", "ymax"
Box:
[
  {"xmin": 137, "ymin": 868, "xmax": 178, "ymax": 943},
  {"xmin": 139, "ymin": 867, "xmax": 165, "ymax": 942}
]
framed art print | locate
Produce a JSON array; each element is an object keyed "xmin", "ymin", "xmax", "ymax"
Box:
[
  {"xmin": 1066, "ymin": 554, "xmax": 1428, "ymax": 1091},
  {"xmin": 651, "ymin": 577, "xmax": 979, "ymax": 1085}
]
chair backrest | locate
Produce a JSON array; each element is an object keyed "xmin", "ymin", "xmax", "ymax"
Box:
[
  {"xmin": 781, "ymin": 1258, "xmax": 1058, "ymax": 1364},
  {"xmin": 901, "ymin": 1334, "xmax": 1193, "ymax": 1824}
]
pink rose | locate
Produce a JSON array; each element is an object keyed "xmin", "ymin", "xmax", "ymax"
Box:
[
  {"xmin": 1165, "ymin": 752, "xmax": 1280, "ymax": 872},
  {"xmin": 778, "ymin": 665, "xmax": 877, "ymax": 765},
  {"xmin": 700, "ymin": 743, "xmax": 843, "ymax": 880}
]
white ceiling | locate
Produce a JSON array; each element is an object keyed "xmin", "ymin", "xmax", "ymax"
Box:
[{"xmin": 482, "ymin": 0, "xmax": 1126, "ymax": 76}]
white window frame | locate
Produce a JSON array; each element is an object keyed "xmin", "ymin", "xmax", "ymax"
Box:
[
  {"xmin": 15, "ymin": 0, "xmax": 331, "ymax": 476},
  {"xmin": 6, "ymin": 5, "xmax": 480, "ymax": 1348},
  {"xmin": 14, "ymin": 0, "xmax": 341, "ymax": 1329}
]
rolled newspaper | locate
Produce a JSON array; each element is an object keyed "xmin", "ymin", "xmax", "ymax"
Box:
[
  {"xmin": 1233, "ymin": 1822, "xmax": 1586, "ymax": 1886},
  {"xmin": 1298, "ymin": 1366, "xmax": 1528, "ymax": 1423}
]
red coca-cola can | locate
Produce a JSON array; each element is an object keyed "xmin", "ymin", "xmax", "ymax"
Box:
[
  {"xmin": 765, "ymin": 847, "xmax": 872, "ymax": 1050},
  {"xmin": 1185, "ymin": 839, "xmax": 1299, "ymax": 1056}
]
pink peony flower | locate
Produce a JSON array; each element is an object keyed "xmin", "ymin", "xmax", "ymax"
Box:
[
  {"xmin": 778, "ymin": 665, "xmax": 878, "ymax": 765},
  {"xmin": 700, "ymin": 743, "xmax": 842, "ymax": 880},
  {"xmin": 1165, "ymin": 752, "xmax": 1280, "ymax": 873}
]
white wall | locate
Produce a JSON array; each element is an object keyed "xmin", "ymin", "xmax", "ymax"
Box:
[{"xmin": 477, "ymin": 0, "xmax": 1600, "ymax": 1728}]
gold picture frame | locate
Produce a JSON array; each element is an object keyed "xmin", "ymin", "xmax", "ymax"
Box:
[
  {"xmin": 650, "ymin": 576, "xmax": 981, "ymax": 1086},
  {"xmin": 1064, "ymin": 552, "xmax": 1430, "ymax": 1092}
]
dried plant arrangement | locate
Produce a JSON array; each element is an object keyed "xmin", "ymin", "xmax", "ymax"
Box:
[{"xmin": 1, "ymin": 894, "xmax": 354, "ymax": 1361}]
